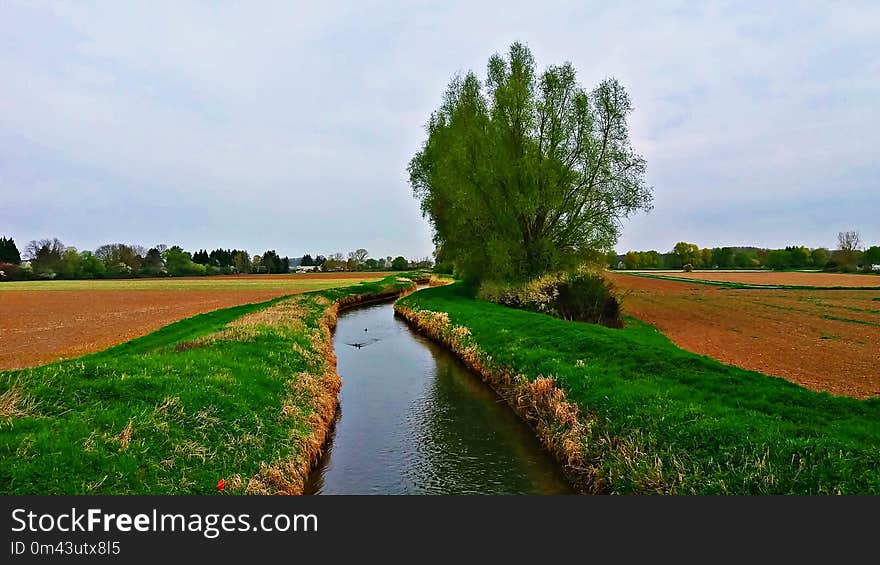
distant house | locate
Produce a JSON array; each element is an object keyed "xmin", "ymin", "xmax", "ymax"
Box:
[{"xmin": 294, "ymin": 265, "xmax": 319, "ymax": 273}]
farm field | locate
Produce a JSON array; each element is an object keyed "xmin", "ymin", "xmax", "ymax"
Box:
[
  {"xmin": 609, "ymin": 273, "xmax": 880, "ymax": 398},
  {"xmin": 0, "ymin": 273, "xmax": 387, "ymax": 370},
  {"xmin": 628, "ymin": 270, "xmax": 880, "ymax": 288}
]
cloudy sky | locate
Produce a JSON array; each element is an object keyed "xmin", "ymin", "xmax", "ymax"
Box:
[{"xmin": 1, "ymin": 1, "xmax": 877, "ymax": 258}]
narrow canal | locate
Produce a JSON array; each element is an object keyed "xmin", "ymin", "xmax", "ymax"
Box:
[{"xmin": 304, "ymin": 299, "xmax": 572, "ymax": 494}]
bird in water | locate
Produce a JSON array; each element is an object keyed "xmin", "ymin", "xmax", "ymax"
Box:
[{"xmin": 364, "ymin": 328, "xmax": 368, "ymax": 332}]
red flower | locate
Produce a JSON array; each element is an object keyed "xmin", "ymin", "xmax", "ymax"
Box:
[{"xmin": 217, "ymin": 478, "xmax": 225, "ymax": 491}]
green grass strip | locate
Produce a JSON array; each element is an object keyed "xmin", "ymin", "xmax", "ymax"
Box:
[{"xmin": 821, "ymin": 315, "xmax": 880, "ymax": 327}]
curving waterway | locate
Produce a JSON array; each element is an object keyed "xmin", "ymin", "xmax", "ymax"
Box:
[{"xmin": 304, "ymin": 299, "xmax": 572, "ymax": 494}]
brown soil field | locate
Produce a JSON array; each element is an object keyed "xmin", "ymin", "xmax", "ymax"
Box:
[
  {"xmin": 0, "ymin": 273, "xmax": 386, "ymax": 370},
  {"xmin": 170, "ymin": 272, "xmax": 395, "ymax": 281},
  {"xmin": 643, "ymin": 271, "xmax": 880, "ymax": 287},
  {"xmin": 609, "ymin": 273, "xmax": 880, "ymax": 398}
]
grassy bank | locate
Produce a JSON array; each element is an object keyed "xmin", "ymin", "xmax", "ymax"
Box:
[
  {"xmin": 395, "ymin": 283, "xmax": 880, "ymax": 494},
  {"xmin": 0, "ymin": 275, "xmax": 417, "ymax": 494}
]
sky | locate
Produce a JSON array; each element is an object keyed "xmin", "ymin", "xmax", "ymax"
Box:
[{"xmin": 1, "ymin": 1, "xmax": 878, "ymax": 259}]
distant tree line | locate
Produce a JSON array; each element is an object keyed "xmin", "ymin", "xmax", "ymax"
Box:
[
  {"xmin": 310, "ymin": 249, "xmax": 431, "ymax": 272},
  {"xmin": 611, "ymin": 231, "xmax": 880, "ymax": 273},
  {"xmin": 0, "ymin": 237, "xmax": 434, "ymax": 281}
]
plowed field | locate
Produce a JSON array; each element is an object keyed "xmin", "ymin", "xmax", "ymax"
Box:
[
  {"xmin": 634, "ymin": 271, "xmax": 880, "ymax": 288},
  {"xmin": 610, "ymin": 273, "xmax": 880, "ymax": 398},
  {"xmin": 0, "ymin": 274, "xmax": 385, "ymax": 369}
]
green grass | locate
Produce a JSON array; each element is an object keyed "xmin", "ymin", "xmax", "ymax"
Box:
[
  {"xmin": 0, "ymin": 275, "xmax": 416, "ymax": 494},
  {"xmin": 397, "ymin": 283, "xmax": 880, "ymax": 494},
  {"xmin": 821, "ymin": 315, "xmax": 880, "ymax": 327},
  {"xmin": 0, "ymin": 274, "xmax": 393, "ymax": 292}
]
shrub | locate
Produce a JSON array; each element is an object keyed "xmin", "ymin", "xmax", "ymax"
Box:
[
  {"xmin": 555, "ymin": 272, "xmax": 623, "ymax": 328},
  {"xmin": 433, "ymin": 261, "xmax": 454, "ymax": 275},
  {"xmin": 478, "ymin": 271, "xmax": 622, "ymax": 328},
  {"xmin": 0, "ymin": 262, "xmax": 19, "ymax": 281},
  {"xmin": 683, "ymin": 263, "xmax": 694, "ymax": 272}
]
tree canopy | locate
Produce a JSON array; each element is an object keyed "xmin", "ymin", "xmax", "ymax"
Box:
[
  {"xmin": 409, "ymin": 42, "xmax": 652, "ymax": 282},
  {"xmin": 0, "ymin": 236, "xmax": 21, "ymax": 264}
]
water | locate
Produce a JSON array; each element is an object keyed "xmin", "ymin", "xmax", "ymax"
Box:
[{"xmin": 304, "ymin": 300, "xmax": 573, "ymax": 494}]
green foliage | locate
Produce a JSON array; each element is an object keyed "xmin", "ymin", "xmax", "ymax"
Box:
[
  {"xmin": 865, "ymin": 246, "xmax": 880, "ymax": 268},
  {"xmin": 142, "ymin": 247, "xmax": 165, "ymax": 275},
  {"xmin": 164, "ymin": 246, "xmax": 205, "ymax": 276},
  {"xmin": 409, "ymin": 42, "xmax": 652, "ymax": 283},
  {"xmin": 734, "ymin": 251, "xmax": 759, "ymax": 269},
  {"xmin": 622, "ymin": 250, "xmax": 663, "ymax": 269},
  {"xmin": 616, "ymin": 242, "xmax": 875, "ymax": 272},
  {"xmin": 605, "ymin": 250, "xmax": 619, "ymax": 269},
  {"xmin": 78, "ymin": 251, "xmax": 106, "ymax": 278},
  {"xmin": 192, "ymin": 249, "xmax": 210, "ymax": 265},
  {"xmin": 673, "ymin": 242, "xmax": 701, "ymax": 269},
  {"xmin": 765, "ymin": 246, "xmax": 812, "ymax": 270},
  {"xmin": 57, "ymin": 248, "xmax": 82, "ymax": 279},
  {"xmin": 555, "ymin": 272, "xmax": 622, "ymax": 327},
  {"xmin": 700, "ymin": 248, "xmax": 713, "ymax": 268},
  {"xmin": 232, "ymin": 250, "xmax": 251, "ymax": 274},
  {"xmin": 433, "ymin": 262, "xmax": 454, "ymax": 275},
  {"xmin": 712, "ymin": 247, "xmax": 735, "ymax": 269},
  {"xmin": 94, "ymin": 243, "xmax": 144, "ymax": 276},
  {"xmin": 26, "ymin": 238, "xmax": 65, "ymax": 277},
  {"xmin": 398, "ymin": 284, "xmax": 880, "ymax": 494},
  {"xmin": 766, "ymin": 249, "xmax": 792, "ymax": 270},
  {"xmin": 261, "ymin": 250, "xmax": 289, "ymax": 274},
  {"xmin": 811, "ymin": 248, "xmax": 829, "ymax": 268},
  {"xmin": 478, "ymin": 271, "xmax": 622, "ymax": 327},
  {"xmin": 391, "ymin": 256, "xmax": 409, "ymax": 270},
  {"xmin": 0, "ymin": 236, "xmax": 21, "ymax": 264},
  {"xmin": 788, "ymin": 246, "xmax": 810, "ymax": 268}
]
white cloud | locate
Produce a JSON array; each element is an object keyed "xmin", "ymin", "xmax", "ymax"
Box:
[{"xmin": 1, "ymin": 1, "xmax": 877, "ymax": 256}]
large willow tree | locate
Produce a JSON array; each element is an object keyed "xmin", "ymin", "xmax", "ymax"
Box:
[{"xmin": 409, "ymin": 43, "xmax": 652, "ymax": 282}]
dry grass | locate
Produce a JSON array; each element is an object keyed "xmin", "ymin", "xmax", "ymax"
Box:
[
  {"xmin": 116, "ymin": 419, "xmax": 134, "ymax": 452},
  {"xmin": 429, "ymin": 275, "xmax": 455, "ymax": 287},
  {"xmin": 0, "ymin": 384, "xmax": 31, "ymax": 420}
]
